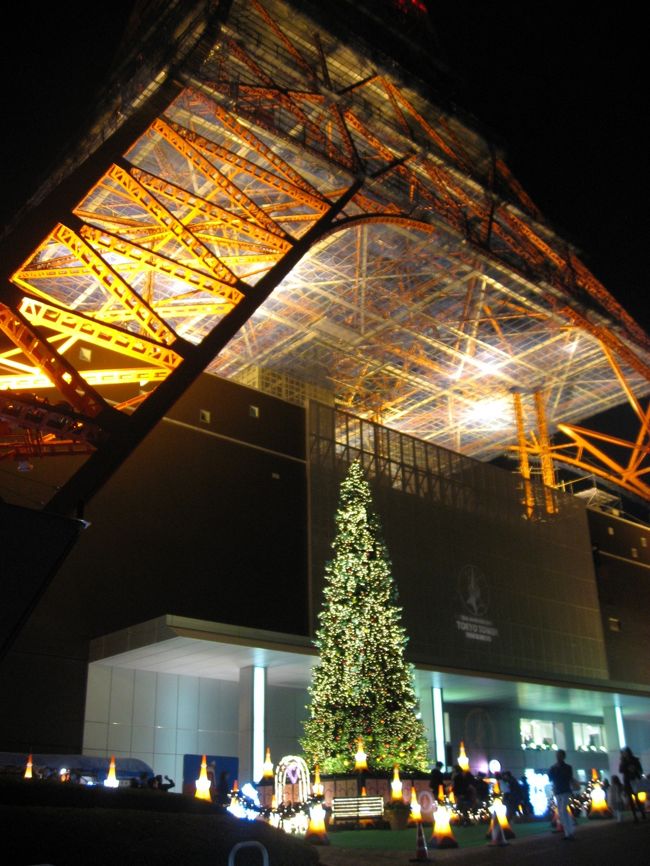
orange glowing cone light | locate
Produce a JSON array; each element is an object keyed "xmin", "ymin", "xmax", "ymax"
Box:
[
  {"xmin": 262, "ymin": 747, "xmax": 274, "ymax": 779},
  {"xmin": 313, "ymin": 764, "xmax": 324, "ymax": 797},
  {"xmin": 194, "ymin": 754, "xmax": 212, "ymax": 801},
  {"xmin": 457, "ymin": 741, "xmax": 469, "ymax": 771},
  {"xmin": 306, "ymin": 801, "xmax": 330, "ymax": 845},
  {"xmin": 430, "ymin": 804, "xmax": 458, "ymax": 849},
  {"xmin": 391, "ymin": 765, "xmax": 403, "ymax": 801},
  {"xmin": 354, "ymin": 738, "xmax": 368, "ymax": 772},
  {"xmin": 409, "ymin": 786, "xmax": 422, "ymax": 824},
  {"xmin": 104, "ymin": 755, "xmax": 119, "ymax": 788},
  {"xmin": 589, "ymin": 781, "xmax": 612, "ymax": 818},
  {"xmin": 487, "ymin": 798, "xmax": 509, "ymax": 846},
  {"xmin": 24, "ymin": 754, "xmax": 33, "ymax": 780},
  {"xmin": 447, "ymin": 789, "xmax": 460, "ymax": 824}
]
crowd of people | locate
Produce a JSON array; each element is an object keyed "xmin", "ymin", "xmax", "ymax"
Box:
[
  {"xmin": 428, "ymin": 744, "xmax": 647, "ymax": 835},
  {"xmin": 429, "ymin": 759, "xmax": 533, "ymax": 818},
  {"xmin": 545, "ymin": 745, "xmax": 646, "ymax": 840}
]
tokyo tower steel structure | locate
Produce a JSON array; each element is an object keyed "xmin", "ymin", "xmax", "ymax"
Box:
[{"xmin": 0, "ymin": 0, "xmax": 648, "ymax": 512}]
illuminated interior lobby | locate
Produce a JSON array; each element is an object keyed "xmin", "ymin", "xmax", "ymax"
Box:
[{"xmin": 1, "ymin": 0, "xmax": 650, "ymax": 789}]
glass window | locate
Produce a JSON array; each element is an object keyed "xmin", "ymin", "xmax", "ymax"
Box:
[
  {"xmin": 520, "ymin": 718, "xmax": 565, "ymax": 750},
  {"xmin": 573, "ymin": 721, "xmax": 607, "ymax": 752}
]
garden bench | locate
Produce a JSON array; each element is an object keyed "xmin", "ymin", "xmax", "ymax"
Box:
[{"xmin": 331, "ymin": 795, "xmax": 385, "ymax": 826}]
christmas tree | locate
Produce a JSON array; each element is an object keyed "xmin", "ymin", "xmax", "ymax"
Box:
[{"xmin": 302, "ymin": 460, "xmax": 429, "ymax": 774}]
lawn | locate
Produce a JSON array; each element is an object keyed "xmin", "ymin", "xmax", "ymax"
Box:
[{"xmin": 328, "ymin": 818, "xmax": 563, "ymax": 850}]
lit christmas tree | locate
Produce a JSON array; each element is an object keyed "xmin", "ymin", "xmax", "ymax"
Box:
[{"xmin": 302, "ymin": 460, "xmax": 429, "ymax": 773}]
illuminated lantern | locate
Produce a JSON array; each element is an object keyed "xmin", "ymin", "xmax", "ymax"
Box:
[
  {"xmin": 194, "ymin": 754, "xmax": 212, "ymax": 801},
  {"xmin": 589, "ymin": 782, "xmax": 612, "ymax": 819},
  {"xmin": 391, "ymin": 765, "xmax": 403, "ymax": 801},
  {"xmin": 24, "ymin": 754, "xmax": 33, "ymax": 780},
  {"xmin": 262, "ymin": 747, "xmax": 274, "ymax": 779},
  {"xmin": 313, "ymin": 764, "xmax": 324, "ymax": 797},
  {"xmin": 457, "ymin": 741, "xmax": 469, "ymax": 772},
  {"xmin": 104, "ymin": 755, "xmax": 118, "ymax": 789},
  {"xmin": 354, "ymin": 738, "xmax": 368, "ymax": 772},
  {"xmin": 409, "ymin": 786, "xmax": 422, "ymax": 823},
  {"xmin": 430, "ymin": 805, "xmax": 458, "ymax": 848},
  {"xmin": 306, "ymin": 802, "xmax": 329, "ymax": 845}
]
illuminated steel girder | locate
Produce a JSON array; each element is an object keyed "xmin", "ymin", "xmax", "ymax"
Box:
[
  {"xmin": 511, "ymin": 351, "xmax": 650, "ymax": 501},
  {"xmin": 79, "ymin": 225, "xmax": 238, "ymax": 304},
  {"xmin": 14, "ymin": 223, "xmax": 178, "ymax": 347},
  {"xmin": 18, "ymin": 297, "xmax": 182, "ymax": 370},
  {"xmin": 0, "ymin": 393, "xmax": 103, "ymax": 445},
  {"xmin": 131, "ymin": 169, "xmax": 293, "ymax": 252},
  {"xmin": 0, "ymin": 303, "xmax": 113, "ymax": 421},
  {"xmin": 0, "ymin": 0, "xmax": 649, "ymax": 512},
  {"xmin": 105, "ymin": 162, "xmax": 247, "ymax": 292}
]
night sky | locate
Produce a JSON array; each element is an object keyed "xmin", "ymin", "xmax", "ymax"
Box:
[{"xmin": 2, "ymin": 3, "xmax": 644, "ymax": 331}]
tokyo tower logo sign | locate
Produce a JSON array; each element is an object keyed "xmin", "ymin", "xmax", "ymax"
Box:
[{"xmin": 456, "ymin": 564, "xmax": 499, "ymax": 643}]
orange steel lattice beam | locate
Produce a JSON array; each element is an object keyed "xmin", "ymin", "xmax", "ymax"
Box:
[
  {"xmin": 0, "ymin": 0, "xmax": 649, "ymax": 512},
  {"xmin": 511, "ymin": 349, "xmax": 650, "ymax": 501}
]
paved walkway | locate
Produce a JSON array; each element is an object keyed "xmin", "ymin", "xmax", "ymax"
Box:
[{"xmin": 317, "ymin": 817, "xmax": 650, "ymax": 865}]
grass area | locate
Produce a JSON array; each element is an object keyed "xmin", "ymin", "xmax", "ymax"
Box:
[{"xmin": 329, "ymin": 818, "xmax": 563, "ymax": 850}]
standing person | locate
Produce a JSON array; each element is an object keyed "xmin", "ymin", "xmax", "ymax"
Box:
[
  {"xmin": 429, "ymin": 761, "xmax": 444, "ymax": 800},
  {"xmin": 619, "ymin": 746, "xmax": 647, "ymax": 822},
  {"xmin": 549, "ymin": 750, "xmax": 576, "ymax": 840}
]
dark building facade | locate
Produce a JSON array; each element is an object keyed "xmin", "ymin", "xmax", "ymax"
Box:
[{"xmin": 2, "ymin": 373, "xmax": 649, "ymax": 786}]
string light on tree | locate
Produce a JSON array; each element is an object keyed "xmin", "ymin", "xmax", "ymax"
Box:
[{"xmin": 301, "ymin": 460, "xmax": 429, "ymax": 773}]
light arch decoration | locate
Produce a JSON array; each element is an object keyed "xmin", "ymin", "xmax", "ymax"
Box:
[{"xmin": 274, "ymin": 755, "xmax": 311, "ymax": 805}]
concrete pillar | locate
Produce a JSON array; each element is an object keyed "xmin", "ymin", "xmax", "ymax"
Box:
[
  {"xmin": 239, "ymin": 665, "xmax": 267, "ymax": 784},
  {"xmin": 415, "ymin": 681, "xmax": 435, "ymax": 762},
  {"xmin": 432, "ymin": 687, "xmax": 446, "ymax": 768},
  {"xmin": 603, "ymin": 704, "xmax": 625, "ymax": 778}
]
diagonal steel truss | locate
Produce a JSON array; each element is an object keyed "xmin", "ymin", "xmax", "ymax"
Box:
[{"xmin": 0, "ymin": 0, "xmax": 648, "ymax": 511}]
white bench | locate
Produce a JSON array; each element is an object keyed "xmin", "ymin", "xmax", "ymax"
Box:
[{"xmin": 331, "ymin": 796, "xmax": 385, "ymax": 825}]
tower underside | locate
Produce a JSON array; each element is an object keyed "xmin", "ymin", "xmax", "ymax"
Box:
[{"xmin": 1, "ymin": 0, "xmax": 648, "ymax": 509}]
